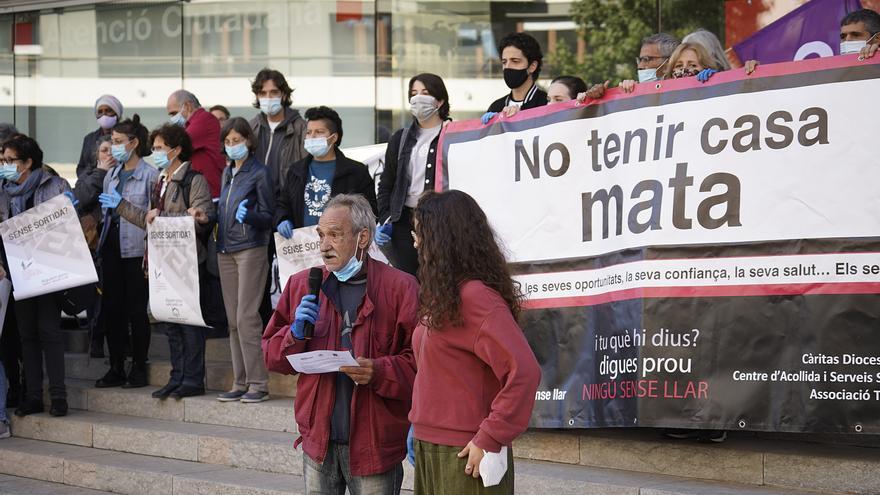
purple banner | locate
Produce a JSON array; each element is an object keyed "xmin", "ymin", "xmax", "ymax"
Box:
[{"xmin": 734, "ymin": 0, "xmax": 862, "ymax": 64}]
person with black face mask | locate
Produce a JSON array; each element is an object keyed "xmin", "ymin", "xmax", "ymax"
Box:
[{"xmin": 482, "ymin": 33, "xmax": 547, "ymax": 124}]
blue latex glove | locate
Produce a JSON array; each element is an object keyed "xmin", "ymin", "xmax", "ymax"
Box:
[
  {"xmin": 375, "ymin": 223, "xmax": 392, "ymax": 246},
  {"xmin": 98, "ymin": 189, "xmax": 122, "ymax": 209},
  {"xmin": 235, "ymin": 199, "xmax": 249, "ymax": 224},
  {"xmin": 696, "ymin": 68, "xmax": 718, "ymax": 83},
  {"xmin": 63, "ymin": 191, "xmax": 79, "ymax": 207},
  {"xmin": 290, "ymin": 294, "xmax": 319, "ymax": 340},
  {"xmin": 277, "ymin": 220, "xmax": 293, "ymax": 239},
  {"xmin": 480, "ymin": 112, "xmax": 497, "ymax": 125},
  {"xmin": 407, "ymin": 425, "xmax": 415, "ymax": 466}
]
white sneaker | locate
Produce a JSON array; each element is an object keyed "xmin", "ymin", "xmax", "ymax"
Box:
[{"xmin": 0, "ymin": 422, "xmax": 10, "ymax": 439}]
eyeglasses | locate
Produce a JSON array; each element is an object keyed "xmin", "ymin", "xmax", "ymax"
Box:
[{"xmin": 636, "ymin": 55, "xmax": 666, "ymax": 65}]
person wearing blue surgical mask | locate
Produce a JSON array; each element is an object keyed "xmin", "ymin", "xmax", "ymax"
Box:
[
  {"xmin": 2, "ymin": 134, "xmax": 73, "ymax": 419},
  {"xmin": 275, "ymin": 106, "xmax": 376, "ymax": 239},
  {"xmin": 248, "ymin": 69, "xmax": 307, "ymax": 196},
  {"xmin": 115, "ymin": 124, "xmax": 215, "ymax": 400},
  {"xmin": 95, "ymin": 115, "xmax": 159, "ymax": 391},
  {"xmin": 619, "ymin": 33, "xmax": 680, "ymax": 94},
  {"xmin": 215, "ymin": 117, "xmax": 274, "ymax": 404}
]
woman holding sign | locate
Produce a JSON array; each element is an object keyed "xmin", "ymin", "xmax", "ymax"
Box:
[
  {"xmin": 1, "ymin": 134, "xmax": 72, "ymax": 417},
  {"xmin": 215, "ymin": 117, "xmax": 274, "ymax": 403},
  {"xmin": 407, "ymin": 190, "xmax": 541, "ymax": 494},
  {"xmin": 116, "ymin": 124, "xmax": 215, "ymax": 399},
  {"xmin": 97, "ymin": 115, "xmax": 160, "ymax": 390}
]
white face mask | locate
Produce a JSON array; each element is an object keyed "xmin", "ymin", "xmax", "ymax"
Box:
[
  {"xmin": 637, "ymin": 68, "xmax": 659, "ymax": 83},
  {"xmin": 409, "ymin": 94, "xmax": 439, "ymax": 122},
  {"xmin": 841, "ymin": 40, "xmax": 867, "ymax": 55}
]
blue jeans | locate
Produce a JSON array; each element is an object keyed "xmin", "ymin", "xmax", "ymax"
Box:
[
  {"xmin": 0, "ymin": 360, "xmax": 8, "ymax": 423},
  {"xmin": 165, "ymin": 324, "xmax": 206, "ymax": 388},
  {"xmin": 303, "ymin": 442, "xmax": 403, "ymax": 495}
]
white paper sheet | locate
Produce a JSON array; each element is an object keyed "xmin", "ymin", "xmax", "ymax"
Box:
[{"xmin": 286, "ymin": 350, "xmax": 359, "ymax": 374}]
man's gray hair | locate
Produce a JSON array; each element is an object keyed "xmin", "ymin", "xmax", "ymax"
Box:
[
  {"xmin": 641, "ymin": 33, "xmax": 680, "ymax": 58},
  {"xmin": 682, "ymin": 29, "xmax": 732, "ymax": 70},
  {"xmin": 171, "ymin": 89, "xmax": 201, "ymax": 109},
  {"xmin": 325, "ymin": 194, "xmax": 376, "ymax": 247}
]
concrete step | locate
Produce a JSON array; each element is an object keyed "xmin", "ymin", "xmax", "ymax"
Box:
[
  {"xmin": 52, "ymin": 378, "xmax": 880, "ymax": 494},
  {"xmin": 10, "ymin": 410, "xmax": 303, "ymax": 476},
  {"xmin": 0, "ymin": 436, "xmax": 834, "ymax": 495},
  {"xmin": 54, "ymin": 378, "xmax": 296, "ymax": 432},
  {"xmin": 515, "ymin": 428, "xmax": 880, "ymax": 495},
  {"xmin": 64, "ymin": 352, "xmax": 298, "ymax": 398},
  {"xmin": 0, "ymin": 437, "xmax": 305, "ymax": 495},
  {"xmin": 0, "ymin": 474, "xmax": 115, "ymax": 494}
]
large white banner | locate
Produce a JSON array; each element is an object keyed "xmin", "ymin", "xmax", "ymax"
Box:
[
  {"xmin": 147, "ymin": 216, "xmax": 207, "ymax": 327},
  {"xmin": 275, "ymin": 226, "xmax": 389, "ymax": 290},
  {"xmin": 446, "ymin": 75, "xmax": 879, "ymax": 265},
  {"xmin": 0, "ymin": 194, "xmax": 97, "ymax": 300}
]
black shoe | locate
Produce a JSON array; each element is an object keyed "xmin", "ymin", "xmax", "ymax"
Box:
[
  {"xmin": 14, "ymin": 399, "xmax": 43, "ymax": 417},
  {"xmin": 49, "ymin": 399, "xmax": 68, "ymax": 417},
  {"xmin": 151, "ymin": 383, "xmax": 179, "ymax": 399},
  {"xmin": 697, "ymin": 430, "xmax": 727, "ymax": 443},
  {"xmin": 169, "ymin": 385, "xmax": 205, "ymax": 399},
  {"xmin": 122, "ymin": 362, "xmax": 148, "ymax": 389},
  {"xmin": 95, "ymin": 359, "xmax": 127, "ymax": 388}
]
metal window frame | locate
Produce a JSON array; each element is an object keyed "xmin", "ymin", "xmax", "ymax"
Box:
[{"xmin": 0, "ymin": 0, "xmax": 174, "ymax": 15}]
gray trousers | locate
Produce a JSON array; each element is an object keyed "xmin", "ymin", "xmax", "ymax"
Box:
[
  {"xmin": 218, "ymin": 246, "xmax": 269, "ymax": 393},
  {"xmin": 304, "ymin": 442, "xmax": 403, "ymax": 495}
]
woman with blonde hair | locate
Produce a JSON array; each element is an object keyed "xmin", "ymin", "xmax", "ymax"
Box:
[{"xmin": 663, "ymin": 41, "xmax": 722, "ymax": 81}]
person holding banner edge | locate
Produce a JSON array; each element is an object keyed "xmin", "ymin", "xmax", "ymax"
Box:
[
  {"xmin": 407, "ymin": 190, "xmax": 541, "ymax": 494},
  {"xmin": 375, "ymin": 73, "xmax": 450, "ymax": 277},
  {"xmin": 1, "ymin": 134, "xmax": 73, "ymax": 417},
  {"xmin": 215, "ymin": 117, "xmax": 274, "ymax": 403},
  {"xmin": 481, "ymin": 32, "xmax": 547, "ymax": 124},
  {"xmin": 263, "ymin": 193, "xmax": 418, "ymax": 494},
  {"xmin": 116, "ymin": 124, "xmax": 215, "ymax": 399},
  {"xmin": 97, "ymin": 115, "xmax": 159, "ymax": 390}
]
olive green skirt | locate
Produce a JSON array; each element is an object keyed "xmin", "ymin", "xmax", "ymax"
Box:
[{"xmin": 413, "ymin": 439, "xmax": 514, "ymax": 495}]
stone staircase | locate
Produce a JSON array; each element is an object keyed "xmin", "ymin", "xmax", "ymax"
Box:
[{"xmin": 0, "ymin": 328, "xmax": 878, "ymax": 494}]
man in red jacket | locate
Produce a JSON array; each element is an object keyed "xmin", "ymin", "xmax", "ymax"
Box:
[
  {"xmin": 263, "ymin": 193, "xmax": 418, "ymax": 494},
  {"xmin": 166, "ymin": 90, "xmax": 226, "ymax": 198}
]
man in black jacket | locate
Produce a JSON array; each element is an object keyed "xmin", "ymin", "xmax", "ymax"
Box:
[
  {"xmin": 275, "ymin": 106, "xmax": 377, "ymax": 237},
  {"xmin": 482, "ymin": 32, "xmax": 547, "ymax": 123}
]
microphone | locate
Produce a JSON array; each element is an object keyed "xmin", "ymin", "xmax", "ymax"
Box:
[{"xmin": 304, "ymin": 267, "xmax": 323, "ymax": 339}]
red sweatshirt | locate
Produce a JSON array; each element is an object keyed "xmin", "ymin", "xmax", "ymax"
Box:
[
  {"xmin": 409, "ymin": 280, "xmax": 542, "ymax": 452},
  {"xmin": 185, "ymin": 107, "xmax": 226, "ymax": 198}
]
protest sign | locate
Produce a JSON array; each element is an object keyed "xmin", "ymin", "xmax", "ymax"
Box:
[
  {"xmin": 0, "ymin": 194, "xmax": 97, "ymax": 300},
  {"xmin": 147, "ymin": 216, "xmax": 207, "ymax": 327},
  {"xmin": 440, "ymin": 55, "xmax": 880, "ymax": 433}
]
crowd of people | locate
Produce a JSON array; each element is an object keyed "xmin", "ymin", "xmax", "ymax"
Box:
[{"xmin": 0, "ymin": 7, "xmax": 878, "ymax": 494}]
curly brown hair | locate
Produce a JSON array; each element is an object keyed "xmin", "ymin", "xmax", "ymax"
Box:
[{"xmin": 414, "ymin": 190, "xmax": 522, "ymax": 328}]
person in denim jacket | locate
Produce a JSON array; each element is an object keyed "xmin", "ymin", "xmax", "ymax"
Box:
[{"xmin": 96, "ymin": 115, "xmax": 159, "ymax": 390}]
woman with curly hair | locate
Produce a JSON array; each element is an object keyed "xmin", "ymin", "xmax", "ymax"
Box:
[{"xmin": 407, "ymin": 190, "xmax": 541, "ymax": 494}]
